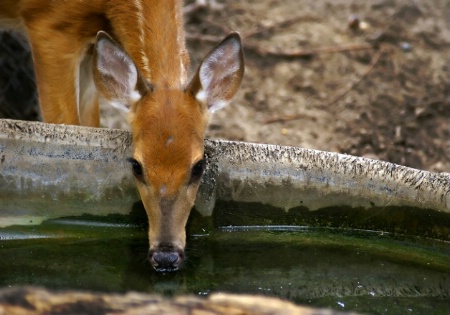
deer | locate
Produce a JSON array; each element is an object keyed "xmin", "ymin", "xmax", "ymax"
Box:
[{"xmin": 0, "ymin": 0, "xmax": 244, "ymax": 272}]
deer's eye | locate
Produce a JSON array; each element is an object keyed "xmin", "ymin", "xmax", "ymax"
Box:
[
  {"xmin": 190, "ymin": 159, "xmax": 206, "ymax": 183},
  {"xmin": 127, "ymin": 158, "xmax": 144, "ymax": 181}
]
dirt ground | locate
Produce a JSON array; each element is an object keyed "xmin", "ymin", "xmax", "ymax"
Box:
[
  {"xmin": 2, "ymin": 0, "xmax": 449, "ymax": 172},
  {"xmin": 180, "ymin": 0, "xmax": 449, "ymax": 173}
]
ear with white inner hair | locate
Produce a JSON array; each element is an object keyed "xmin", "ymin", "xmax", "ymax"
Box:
[
  {"xmin": 93, "ymin": 31, "xmax": 142, "ymax": 113},
  {"xmin": 189, "ymin": 32, "xmax": 244, "ymax": 113}
]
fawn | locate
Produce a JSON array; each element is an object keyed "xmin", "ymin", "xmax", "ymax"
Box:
[{"xmin": 0, "ymin": 0, "xmax": 244, "ymax": 272}]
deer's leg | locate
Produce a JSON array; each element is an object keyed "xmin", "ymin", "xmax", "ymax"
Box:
[
  {"xmin": 78, "ymin": 53, "xmax": 100, "ymax": 127},
  {"xmin": 26, "ymin": 27, "xmax": 87, "ymax": 125}
]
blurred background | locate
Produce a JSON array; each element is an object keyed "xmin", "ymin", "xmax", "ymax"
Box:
[{"xmin": 1, "ymin": 0, "xmax": 448, "ymax": 172}]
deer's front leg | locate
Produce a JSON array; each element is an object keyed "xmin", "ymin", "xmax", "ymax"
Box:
[{"xmin": 26, "ymin": 28, "xmax": 93, "ymax": 126}]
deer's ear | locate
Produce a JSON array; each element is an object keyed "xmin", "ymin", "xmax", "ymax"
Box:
[
  {"xmin": 93, "ymin": 31, "xmax": 142, "ymax": 112},
  {"xmin": 189, "ymin": 32, "xmax": 244, "ymax": 113}
]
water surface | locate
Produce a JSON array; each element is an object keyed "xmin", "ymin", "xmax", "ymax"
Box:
[{"xmin": 0, "ymin": 218, "xmax": 448, "ymax": 315}]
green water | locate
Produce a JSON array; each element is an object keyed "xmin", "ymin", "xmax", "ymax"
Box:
[{"xmin": 0, "ymin": 218, "xmax": 449, "ymax": 315}]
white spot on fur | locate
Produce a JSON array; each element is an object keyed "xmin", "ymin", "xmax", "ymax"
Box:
[
  {"xmin": 195, "ymin": 88, "xmax": 207, "ymax": 104},
  {"xmin": 160, "ymin": 185, "xmax": 167, "ymax": 196},
  {"xmin": 129, "ymin": 90, "xmax": 142, "ymax": 103},
  {"xmin": 165, "ymin": 135, "xmax": 174, "ymax": 146}
]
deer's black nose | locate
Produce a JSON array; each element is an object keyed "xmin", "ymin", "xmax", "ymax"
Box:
[{"xmin": 148, "ymin": 244, "xmax": 184, "ymax": 272}]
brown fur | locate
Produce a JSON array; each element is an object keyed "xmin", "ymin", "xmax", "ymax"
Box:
[
  {"xmin": 0, "ymin": 0, "xmax": 243, "ymax": 271},
  {"xmin": 0, "ymin": 0, "xmax": 188, "ymax": 125}
]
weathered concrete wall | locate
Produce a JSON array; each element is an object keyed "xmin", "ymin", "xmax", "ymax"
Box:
[
  {"xmin": 198, "ymin": 139, "xmax": 450, "ymax": 215},
  {"xmin": 1, "ymin": 119, "xmax": 449, "ymax": 227},
  {"xmin": 0, "ymin": 119, "xmax": 137, "ymax": 226}
]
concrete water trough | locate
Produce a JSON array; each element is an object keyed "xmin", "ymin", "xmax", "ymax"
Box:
[
  {"xmin": 1, "ymin": 118, "xmax": 449, "ymax": 236},
  {"xmin": 0, "ymin": 118, "xmax": 449, "ymax": 314}
]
